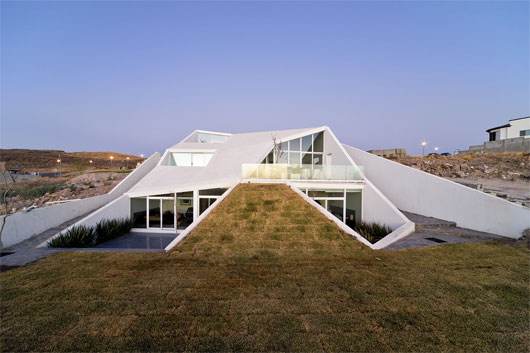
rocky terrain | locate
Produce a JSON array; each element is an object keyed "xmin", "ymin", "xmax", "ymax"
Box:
[
  {"xmin": 0, "ymin": 172, "xmax": 127, "ymax": 215},
  {"xmin": 395, "ymin": 152, "xmax": 529, "ymax": 181},
  {"xmin": 394, "ymin": 152, "xmax": 530, "ymax": 206}
]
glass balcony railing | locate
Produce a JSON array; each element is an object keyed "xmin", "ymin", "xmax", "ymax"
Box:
[{"xmin": 242, "ymin": 164, "xmax": 364, "ymax": 182}]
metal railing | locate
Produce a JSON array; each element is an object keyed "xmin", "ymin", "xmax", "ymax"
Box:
[{"xmin": 242, "ymin": 164, "xmax": 364, "ymax": 182}]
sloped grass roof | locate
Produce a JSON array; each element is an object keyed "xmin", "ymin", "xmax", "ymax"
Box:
[
  {"xmin": 0, "ymin": 184, "xmax": 528, "ymax": 352},
  {"xmin": 171, "ymin": 183, "xmax": 365, "ymax": 260}
]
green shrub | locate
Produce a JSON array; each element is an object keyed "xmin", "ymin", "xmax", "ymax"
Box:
[
  {"xmin": 48, "ymin": 225, "xmax": 95, "ymax": 248},
  {"xmin": 18, "ymin": 185, "xmax": 58, "ymax": 199},
  {"xmin": 94, "ymin": 218, "xmax": 134, "ymax": 245},
  {"xmin": 354, "ymin": 222, "xmax": 392, "ymax": 244},
  {"xmin": 48, "ymin": 218, "xmax": 133, "ymax": 248}
]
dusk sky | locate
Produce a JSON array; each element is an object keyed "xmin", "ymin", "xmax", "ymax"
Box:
[{"xmin": 1, "ymin": 1, "xmax": 528, "ymax": 156}]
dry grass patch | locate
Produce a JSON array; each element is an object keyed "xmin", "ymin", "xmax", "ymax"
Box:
[{"xmin": 1, "ymin": 184, "xmax": 529, "ymax": 352}]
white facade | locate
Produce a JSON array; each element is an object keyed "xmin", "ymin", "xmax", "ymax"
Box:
[
  {"xmin": 40, "ymin": 126, "xmax": 530, "ymax": 250},
  {"xmin": 487, "ymin": 117, "xmax": 530, "ymax": 141}
]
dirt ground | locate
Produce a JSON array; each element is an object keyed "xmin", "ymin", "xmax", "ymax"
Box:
[{"xmin": 0, "ymin": 172, "xmax": 128, "ymax": 214}]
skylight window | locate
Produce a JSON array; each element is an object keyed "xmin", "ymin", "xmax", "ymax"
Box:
[
  {"xmin": 170, "ymin": 152, "xmax": 213, "ymax": 166},
  {"xmin": 197, "ymin": 133, "xmax": 229, "ymax": 143}
]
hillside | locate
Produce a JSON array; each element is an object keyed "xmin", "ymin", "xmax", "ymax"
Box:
[
  {"xmin": 0, "ymin": 149, "xmax": 145, "ymax": 173},
  {"xmin": 173, "ymin": 183, "xmax": 362, "ymax": 259}
]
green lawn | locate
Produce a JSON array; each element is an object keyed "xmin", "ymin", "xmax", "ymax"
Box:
[{"xmin": 1, "ymin": 184, "xmax": 529, "ymax": 352}]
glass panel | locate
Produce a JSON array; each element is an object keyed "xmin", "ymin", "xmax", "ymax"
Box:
[
  {"xmin": 308, "ymin": 190, "xmax": 344, "ymax": 198},
  {"xmin": 199, "ymin": 198, "xmax": 217, "ymax": 215},
  {"xmin": 162, "ymin": 199, "xmax": 175, "ymax": 228},
  {"xmin": 280, "ymin": 141, "xmax": 288, "ymax": 152},
  {"xmin": 203, "ymin": 153, "xmax": 213, "ymax": 165},
  {"xmin": 266, "ymin": 151, "xmax": 274, "ymax": 164},
  {"xmin": 327, "ymin": 199, "xmax": 344, "ymax": 222},
  {"xmin": 346, "ymin": 190, "xmax": 362, "ymax": 228},
  {"xmin": 199, "ymin": 188, "xmax": 227, "ymax": 196},
  {"xmin": 131, "ymin": 198, "xmax": 147, "ymax": 228},
  {"xmin": 176, "ymin": 192, "xmax": 193, "ymax": 230},
  {"xmin": 315, "ymin": 199, "xmax": 325, "ymax": 208},
  {"xmin": 289, "ymin": 138, "xmax": 301, "ymax": 151},
  {"xmin": 198, "ymin": 133, "xmax": 228, "ymax": 143},
  {"xmin": 313, "ymin": 153, "xmax": 323, "ymax": 166},
  {"xmin": 313, "ymin": 132, "xmax": 324, "ymax": 152},
  {"xmin": 172, "ymin": 153, "xmax": 192, "ymax": 166},
  {"xmin": 277, "ymin": 151, "xmax": 288, "ymax": 164},
  {"xmin": 289, "ymin": 152, "xmax": 300, "ymax": 166},
  {"xmin": 302, "ymin": 135, "xmax": 312, "ymax": 153},
  {"xmin": 302, "ymin": 153, "xmax": 312, "ymax": 165},
  {"xmin": 192, "ymin": 153, "xmax": 205, "ymax": 166},
  {"xmin": 241, "ymin": 164, "xmax": 364, "ymax": 181},
  {"xmin": 148, "ymin": 199, "xmax": 161, "ymax": 228}
]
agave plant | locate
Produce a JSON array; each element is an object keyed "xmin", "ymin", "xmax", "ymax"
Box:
[
  {"xmin": 48, "ymin": 225, "xmax": 96, "ymax": 248},
  {"xmin": 353, "ymin": 222, "xmax": 392, "ymax": 244},
  {"xmin": 94, "ymin": 218, "xmax": 134, "ymax": 245}
]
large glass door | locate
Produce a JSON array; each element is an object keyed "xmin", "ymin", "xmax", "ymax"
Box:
[{"xmin": 147, "ymin": 196, "xmax": 175, "ymax": 230}]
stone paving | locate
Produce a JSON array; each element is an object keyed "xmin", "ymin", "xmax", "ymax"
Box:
[{"xmin": 385, "ymin": 231, "xmax": 484, "ymax": 251}]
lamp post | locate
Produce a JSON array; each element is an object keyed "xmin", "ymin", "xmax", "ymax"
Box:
[
  {"xmin": 126, "ymin": 157, "xmax": 129, "ymax": 169},
  {"xmin": 434, "ymin": 147, "xmax": 439, "ymax": 154},
  {"xmin": 140, "ymin": 154, "xmax": 144, "ymax": 158},
  {"xmin": 421, "ymin": 141, "xmax": 427, "ymax": 156},
  {"xmin": 110, "ymin": 156, "xmax": 114, "ymax": 170},
  {"xmin": 56, "ymin": 158, "xmax": 62, "ymax": 177},
  {"xmin": 89, "ymin": 160, "xmax": 93, "ymax": 169}
]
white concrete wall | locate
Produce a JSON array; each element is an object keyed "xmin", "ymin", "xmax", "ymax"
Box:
[
  {"xmin": 344, "ymin": 145, "xmax": 530, "ymax": 238},
  {"xmin": 1, "ymin": 152, "xmax": 161, "ymax": 249},
  {"xmin": 507, "ymin": 118, "xmax": 530, "ymax": 139},
  {"xmin": 362, "ymin": 179, "xmax": 409, "ymax": 230}
]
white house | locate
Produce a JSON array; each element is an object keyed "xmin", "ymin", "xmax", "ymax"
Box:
[
  {"xmin": 28, "ymin": 125, "xmax": 526, "ymax": 251},
  {"xmin": 486, "ymin": 116, "xmax": 530, "ymax": 141}
]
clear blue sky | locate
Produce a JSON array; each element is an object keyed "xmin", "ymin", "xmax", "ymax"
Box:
[{"xmin": 1, "ymin": 1, "xmax": 528, "ymax": 156}]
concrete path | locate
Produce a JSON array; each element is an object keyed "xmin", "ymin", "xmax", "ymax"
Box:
[{"xmin": 385, "ymin": 232, "xmax": 483, "ymax": 250}]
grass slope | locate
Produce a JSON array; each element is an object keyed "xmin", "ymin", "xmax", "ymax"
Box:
[{"xmin": 1, "ymin": 184, "xmax": 529, "ymax": 352}]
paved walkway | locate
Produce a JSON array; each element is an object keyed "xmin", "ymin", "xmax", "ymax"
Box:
[
  {"xmin": 385, "ymin": 232, "xmax": 484, "ymax": 250},
  {"xmin": 1, "ymin": 231, "xmax": 176, "ymax": 267}
]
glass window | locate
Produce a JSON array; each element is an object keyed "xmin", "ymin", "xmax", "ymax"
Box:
[
  {"xmin": 327, "ymin": 199, "xmax": 344, "ymax": 222},
  {"xmin": 176, "ymin": 192, "xmax": 194, "ymax": 230},
  {"xmin": 131, "ymin": 198, "xmax": 147, "ymax": 228},
  {"xmin": 289, "ymin": 138, "xmax": 301, "ymax": 151},
  {"xmin": 308, "ymin": 190, "xmax": 344, "ymax": 198},
  {"xmin": 521, "ymin": 130, "xmax": 530, "ymax": 137},
  {"xmin": 313, "ymin": 153, "xmax": 323, "ymax": 165},
  {"xmin": 313, "ymin": 132, "xmax": 324, "ymax": 152},
  {"xmin": 149, "ymin": 199, "xmax": 161, "ymax": 228},
  {"xmin": 278, "ymin": 151, "xmax": 288, "ymax": 164},
  {"xmin": 162, "ymin": 199, "xmax": 175, "ymax": 229},
  {"xmin": 172, "ymin": 153, "xmax": 192, "ymax": 166},
  {"xmin": 302, "ymin": 135, "xmax": 312, "ymax": 153},
  {"xmin": 199, "ymin": 188, "xmax": 227, "ymax": 196},
  {"xmin": 199, "ymin": 198, "xmax": 217, "ymax": 215},
  {"xmin": 302, "ymin": 153, "xmax": 312, "ymax": 165},
  {"xmin": 266, "ymin": 151, "xmax": 274, "ymax": 164},
  {"xmin": 289, "ymin": 152, "xmax": 301, "ymax": 166},
  {"xmin": 346, "ymin": 191, "xmax": 362, "ymax": 228},
  {"xmin": 280, "ymin": 141, "xmax": 288, "ymax": 152},
  {"xmin": 198, "ymin": 133, "xmax": 228, "ymax": 143}
]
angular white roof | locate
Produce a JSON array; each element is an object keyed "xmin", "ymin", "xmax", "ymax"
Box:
[{"xmin": 127, "ymin": 127, "xmax": 326, "ymax": 197}]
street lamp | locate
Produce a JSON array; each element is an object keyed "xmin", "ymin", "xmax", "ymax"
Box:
[
  {"xmin": 89, "ymin": 160, "xmax": 93, "ymax": 168},
  {"xmin": 110, "ymin": 156, "xmax": 114, "ymax": 170},
  {"xmin": 421, "ymin": 141, "xmax": 427, "ymax": 156},
  {"xmin": 434, "ymin": 147, "xmax": 439, "ymax": 153},
  {"xmin": 126, "ymin": 157, "xmax": 129, "ymax": 169},
  {"xmin": 140, "ymin": 154, "xmax": 144, "ymax": 158},
  {"xmin": 56, "ymin": 159, "xmax": 62, "ymax": 177}
]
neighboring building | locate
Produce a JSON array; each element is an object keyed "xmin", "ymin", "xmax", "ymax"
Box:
[
  {"xmin": 486, "ymin": 117, "xmax": 530, "ymax": 141},
  {"xmin": 456, "ymin": 116, "xmax": 530, "ymax": 154}
]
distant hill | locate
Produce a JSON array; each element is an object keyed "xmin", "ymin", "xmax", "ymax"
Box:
[{"xmin": 0, "ymin": 149, "xmax": 145, "ymax": 173}]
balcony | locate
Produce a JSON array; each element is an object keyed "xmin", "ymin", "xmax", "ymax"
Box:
[{"xmin": 241, "ymin": 164, "xmax": 364, "ymax": 182}]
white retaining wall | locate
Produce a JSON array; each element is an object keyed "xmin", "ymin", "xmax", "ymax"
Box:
[
  {"xmin": 344, "ymin": 145, "xmax": 530, "ymax": 238},
  {"xmin": 1, "ymin": 152, "xmax": 161, "ymax": 248}
]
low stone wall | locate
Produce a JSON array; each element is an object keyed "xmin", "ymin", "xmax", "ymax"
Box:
[
  {"xmin": 367, "ymin": 148, "xmax": 407, "ymax": 158},
  {"xmin": 458, "ymin": 137, "xmax": 530, "ymax": 154}
]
